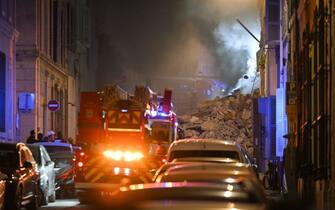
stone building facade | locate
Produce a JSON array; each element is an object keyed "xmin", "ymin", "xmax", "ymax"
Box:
[
  {"xmin": 16, "ymin": 0, "xmax": 94, "ymax": 141},
  {"xmin": 0, "ymin": 0, "xmax": 18, "ymax": 141},
  {"xmin": 286, "ymin": 0, "xmax": 334, "ymax": 208}
]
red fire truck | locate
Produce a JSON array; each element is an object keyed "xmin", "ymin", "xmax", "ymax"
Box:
[{"xmin": 75, "ymin": 85, "xmax": 176, "ymax": 203}]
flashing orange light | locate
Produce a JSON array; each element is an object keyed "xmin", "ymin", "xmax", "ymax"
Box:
[
  {"xmin": 113, "ymin": 167, "xmax": 121, "ymax": 175},
  {"xmin": 103, "ymin": 150, "xmax": 144, "ymax": 162},
  {"xmin": 79, "ymin": 152, "xmax": 85, "ymax": 156}
]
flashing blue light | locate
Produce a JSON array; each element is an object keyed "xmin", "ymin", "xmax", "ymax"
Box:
[
  {"xmin": 158, "ymin": 112, "xmax": 170, "ymax": 117},
  {"xmin": 151, "ymin": 110, "xmax": 158, "ymax": 117},
  {"xmin": 121, "ymin": 109, "xmax": 128, "ymax": 113}
]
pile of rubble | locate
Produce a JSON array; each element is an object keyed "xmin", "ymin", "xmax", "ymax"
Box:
[{"xmin": 178, "ymin": 94, "xmax": 254, "ymax": 155}]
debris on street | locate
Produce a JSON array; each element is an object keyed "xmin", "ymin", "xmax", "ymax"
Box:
[{"xmin": 178, "ymin": 94, "xmax": 254, "ymax": 155}]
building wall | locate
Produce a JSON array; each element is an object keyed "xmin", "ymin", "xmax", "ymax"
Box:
[
  {"xmin": 257, "ymin": 0, "xmax": 281, "ymax": 178},
  {"xmin": 16, "ymin": 0, "xmax": 93, "ymax": 141},
  {"xmin": 331, "ymin": 0, "xmax": 335, "ymax": 207},
  {"xmin": 286, "ymin": 0, "xmax": 333, "ymax": 208},
  {"xmin": 275, "ymin": 0, "xmax": 288, "ymax": 159},
  {"xmin": 0, "ymin": 0, "xmax": 18, "ymax": 141}
]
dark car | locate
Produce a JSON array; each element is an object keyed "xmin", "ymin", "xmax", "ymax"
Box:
[
  {"xmin": 0, "ymin": 143, "xmax": 40, "ymax": 210},
  {"xmin": 0, "ymin": 172, "xmax": 7, "ymax": 210}
]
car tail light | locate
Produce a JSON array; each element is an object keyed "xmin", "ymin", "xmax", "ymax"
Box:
[{"xmin": 77, "ymin": 161, "xmax": 84, "ymax": 168}]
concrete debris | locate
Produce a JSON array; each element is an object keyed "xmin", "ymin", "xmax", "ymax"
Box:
[{"xmin": 179, "ymin": 93, "xmax": 254, "ymax": 156}]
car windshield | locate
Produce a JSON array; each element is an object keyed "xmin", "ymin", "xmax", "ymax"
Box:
[
  {"xmin": 169, "ymin": 150, "xmax": 240, "ymax": 162},
  {"xmin": 0, "ymin": 149, "xmax": 19, "ymax": 167}
]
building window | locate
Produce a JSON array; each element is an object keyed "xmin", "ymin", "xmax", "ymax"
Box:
[
  {"xmin": 0, "ymin": 52, "xmax": 6, "ymax": 132},
  {"xmin": 52, "ymin": 0, "xmax": 58, "ymax": 63},
  {"xmin": 0, "ymin": 0, "xmax": 2, "ymax": 17}
]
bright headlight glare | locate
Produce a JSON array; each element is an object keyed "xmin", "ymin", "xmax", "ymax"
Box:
[{"xmin": 103, "ymin": 150, "xmax": 143, "ymax": 161}]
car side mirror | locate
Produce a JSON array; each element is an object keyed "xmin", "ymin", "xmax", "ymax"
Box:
[{"xmin": 23, "ymin": 161, "xmax": 33, "ymax": 168}]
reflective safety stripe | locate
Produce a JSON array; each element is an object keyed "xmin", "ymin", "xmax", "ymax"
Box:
[
  {"xmin": 80, "ymin": 155, "xmax": 162, "ymax": 184},
  {"xmin": 90, "ymin": 172, "xmax": 105, "ymax": 183},
  {"xmin": 85, "ymin": 157, "xmax": 99, "ymax": 167},
  {"xmin": 107, "ymin": 128, "xmax": 142, "ymax": 132},
  {"xmin": 84, "ymin": 168, "xmax": 99, "ymax": 180}
]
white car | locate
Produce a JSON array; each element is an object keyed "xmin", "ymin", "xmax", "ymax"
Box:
[
  {"xmin": 35, "ymin": 141, "xmax": 75, "ymax": 198},
  {"xmin": 103, "ymin": 182, "xmax": 267, "ymax": 210},
  {"xmin": 167, "ymin": 139, "xmax": 252, "ymax": 164},
  {"xmin": 27, "ymin": 144, "xmax": 56, "ymax": 205},
  {"xmin": 152, "ymin": 158, "xmax": 239, "ymax": 182}
]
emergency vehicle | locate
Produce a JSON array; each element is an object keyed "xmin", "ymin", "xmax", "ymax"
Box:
[{"xmin": 75, "ymin": 85, "xmax": 176, "ymax": 203}]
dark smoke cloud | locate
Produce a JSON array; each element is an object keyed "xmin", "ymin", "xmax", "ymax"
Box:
[{"xmin": 91, "ymin": 0, "xmax": 259, "ymax": 93}]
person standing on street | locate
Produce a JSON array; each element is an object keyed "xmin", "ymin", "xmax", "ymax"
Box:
[
  {"xmin": 37, "ymin": 133, "xmax": 44, "ymax": 142},
  {"xmin": 26, "ymin": 130, "xmax": 36, "ymax": 144},
  {"xmin": 46, "ymin": 130, "xmax": 56, "ymax": 142}
]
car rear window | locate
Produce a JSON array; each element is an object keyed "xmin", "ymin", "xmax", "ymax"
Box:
[
  {"xmin": 0, "ymin": 149, "xmax": 19, "ymax": 167},
  {"xmin": 169, "ymin": 150, "xmax": 240, "ymax": 162},
  {"xmin": 44, "ymin": 146, "xmax": 71, "ymax": 154},
  {"xmin": 28, "ymin": 147, "xmax": 41, "ymax": 165}
]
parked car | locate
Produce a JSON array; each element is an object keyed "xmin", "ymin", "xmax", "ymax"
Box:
[
  {"xmin": 35, "ymin": 141, "xmax": 75, "ymax": 197},
  {"xmin": 0, "ymin": 143, "xmax": 39, "ymax": 210},
  {"xmin": 0, "ymin": 172, "xmax": 7, "ymax": 210},
  {"xmin": 27, "ymin": 144, "xmax": 56, "ymax": 205},
  {"xmin": 155, "ymin": 162, "xmax": 258, "ymax": 183},
  {"xmin": 167, "ymin": 139, "xmax": 253, "ymax": 164},
  {"xmin": 100, "ymin": 182, "xmax": 267, "ymax": 210},
  {"xmin": 152, "ymin": 158, "xmax": 239, "ymax": 182}
]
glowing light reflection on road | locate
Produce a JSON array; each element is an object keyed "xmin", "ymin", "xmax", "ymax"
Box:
[{"xmin": 44, "ymin": 199, "xmax": 80, "ymax": 208}]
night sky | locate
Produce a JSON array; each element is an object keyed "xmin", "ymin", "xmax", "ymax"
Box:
[{"xmin": 91, "ymin": 0, "xmax": 260, "ymax": 93}]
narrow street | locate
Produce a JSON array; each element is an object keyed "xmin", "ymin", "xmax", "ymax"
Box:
[{"xmin": 1, "ymin": 0, "xmax": 335, "ymax": 209}]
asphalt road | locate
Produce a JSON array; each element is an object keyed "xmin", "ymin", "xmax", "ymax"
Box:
[{"xmin": 40, "ymin": 199, "xmax": 90, "ymax": 210}]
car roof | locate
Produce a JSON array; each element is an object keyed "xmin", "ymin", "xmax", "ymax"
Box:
[
  {"xmin": 36, "ymin": 141, "xmax": 72, "ymax": 148},
  {"xmin": 27, "ymin": 144, "xmax": 41, "ymax": 149},
  {"xmin": 108, "ymin": 181, "xmax": 266, "ymax": 206},
  {"xmin": 0, "ymin": 142, "xmax": 18, "ymax": 150},
  {"xmin": 172, "ymin": 157, "xmax": 239, "ymax": 164},
  {"xmin": 165, "ymin": 162, "xmax": 252, "ymax": 176},
  {"xmin": 158, "ymin": 171, "xmax": 258, "ymax": 184},
  {"xmin": 0, "ymin": 142, "xmax": 29, "ymax": 150},
  {"xmin": 169, "ymin": 139, "xmax": 239, "ymax": 151}
]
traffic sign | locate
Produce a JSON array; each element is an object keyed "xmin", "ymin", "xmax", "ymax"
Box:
[{"xmin": 48, "ymin": 100, "xmax": 60, "ymax": 112}]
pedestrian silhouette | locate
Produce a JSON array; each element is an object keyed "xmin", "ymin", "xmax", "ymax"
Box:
[{"xmin": 26, "ymin": 130, "xmax": 36, "ymax": 144}]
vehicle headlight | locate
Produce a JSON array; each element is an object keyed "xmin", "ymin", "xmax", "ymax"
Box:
[{"xmin": 103, "ymin": 150, "xmax": 144, "ymax": 162}]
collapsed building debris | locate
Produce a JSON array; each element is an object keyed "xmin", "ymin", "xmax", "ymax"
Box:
[{"xmin": 178, "ymin": 94, "xmax": 254, "ymax": 155}]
